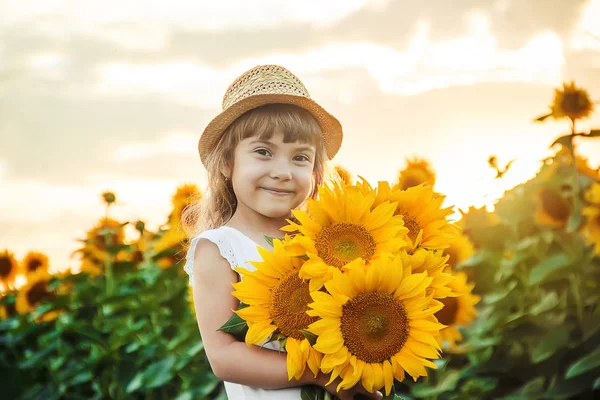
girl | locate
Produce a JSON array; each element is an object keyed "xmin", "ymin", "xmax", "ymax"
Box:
[{"xmin": 182, "ymin": 65, "xmax": 382, "ymax": 400}]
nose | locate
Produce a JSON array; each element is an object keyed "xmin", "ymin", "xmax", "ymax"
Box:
[{"xmin": 270, "ymin": 156, "xmax": 293, "ymax": 180}]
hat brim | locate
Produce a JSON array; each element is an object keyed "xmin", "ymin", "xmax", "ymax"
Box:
[{"xmin": 198, "ymin": 94, "xmax": 343, "ymax": 166}]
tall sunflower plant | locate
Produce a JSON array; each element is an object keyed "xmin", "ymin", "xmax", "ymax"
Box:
[{"xmin": 218, "ymin": 179, "xmax": 474, "ymax": 399}]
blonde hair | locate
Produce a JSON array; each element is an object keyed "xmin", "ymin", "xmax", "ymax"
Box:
[{"xmin": 182, "ymin": 104, "xmax": 329, "ymax": 239}]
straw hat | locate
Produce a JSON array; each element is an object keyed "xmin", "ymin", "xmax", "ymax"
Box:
[{"xmin": 198, "ymin": 64, "xmax": 343, "ymax": 166}]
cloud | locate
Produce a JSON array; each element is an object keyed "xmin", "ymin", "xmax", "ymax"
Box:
[
  {"xmin": 94, "ymin": 24, "xmax": 564, "ymax": 105},
  {"xmin": 0, "ymin": 89, "xmax": 212, "ymax": 183}
]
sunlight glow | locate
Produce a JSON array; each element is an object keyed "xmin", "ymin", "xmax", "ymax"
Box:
[
  {"xmin": 96, "ymin": 24, "xmax": 564, "ymax": 106},
  {"xmin": 108, "ymin": 132, "xmax": 197, "ymax": 163},
  {"xmin": 569, "ymin": 0, "xmax": 600, "ymax": 51}
]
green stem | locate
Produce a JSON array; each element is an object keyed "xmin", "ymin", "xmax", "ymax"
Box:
[
  {"xmin": 569, "ymin": 274, "xmax": 584, "ymax": 330},
  {"xmin": 568, "ymin": 122, "xmax": 582, "ymax": 233}
]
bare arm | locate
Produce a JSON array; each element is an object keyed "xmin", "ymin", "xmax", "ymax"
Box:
[
  {"xmin": 192, "ymin": 239, "xmax": 381, "ymax": 399},
  {"xmin": 191, "ymin": 238, "xmax": 314, "ymax": 389}
]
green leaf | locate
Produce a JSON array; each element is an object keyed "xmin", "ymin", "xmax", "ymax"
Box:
[
  {"xmin": 411, "ymin": 370, "xmax": 461, "ymax": 396},
  {"xmin": 519, "ymin": 376, "xmax": 545, "ymax": 394},
  {"xmin": 530, "ymin": 291, "xmax": 559, "ymax": 315},
  {"xmin": 483, "ymin": 280, "xmax": 517, "ymax": 304},
  {"xmin": 70, "ymin": 370, "xmax": 93, "ymax": 386},
  {"xmin": 565, "ymin": 345, "xmax": 600, "ymax": 378},
  {"xmin": 535, "ymin": 112, "xmax": 553, "ymax": 122},
  {"xmin": 531, "ymin": 326, "xmax": 570, "ymax": 363},
  {"xmin": 593, "ymin": 376, "xmax": 600, "ymax": 390},
  {"xmin": 301, "ymin": 385, "xmax": 327, "ymax": 400},
  {"xmin": 187, "ymin": 341, "xmax": 205, "ymax": 357},
  {"xmin": 18, "ymin": 342, "xmax": 58, "ymax": 369},
  {"xmin": 217, "ymin": 303, "xmax": 249, "ymax": 341},
  {"xmin": 106, "ymin": 244, "xmax": 131, "ymax": 255},
  {"xmin": 551, "ymin": 134, "xmax": 573, "ymax": 148},
  {"xmin": 143, "ymin": 356, "xmax": 177, "ymax": 389},
  {"xmin": 587, "ymin": 129, "xmax": 600, "ymax": 137},
  {"xmin": 528, "ymin": 254, "xmax": 570, "ymax": 285},
  {"xmin": 126, "ymin": 372, "xmax": 144, "ymax": 393},
  {"xmin": 300, "ymin": 329, "xmax": 318, "ymax": 346},
  {"xmin": 566, "ymin": 209, "xmax": 583, "ymax": 233},
  {"xmin": 264, "ymin": 235, "xmax": 275, "ymax": 247},
  {"xmin": 0, "ymin": 318, "xmax": 20, "ymax": 331}
]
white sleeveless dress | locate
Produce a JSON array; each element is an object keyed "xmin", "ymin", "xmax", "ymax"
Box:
[{"xmin": 183, "ymin": 226, "xmax": 302, "ymax": 399}]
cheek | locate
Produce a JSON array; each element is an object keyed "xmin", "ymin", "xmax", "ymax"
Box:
[{"xmin": 296, "ymin": 169, "xmax": 315, "ymax": 191}]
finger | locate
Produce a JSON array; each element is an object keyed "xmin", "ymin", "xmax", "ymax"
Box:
[{"xmin": 355, "ymin": 390, "xmax": 383, "ymax": 400}]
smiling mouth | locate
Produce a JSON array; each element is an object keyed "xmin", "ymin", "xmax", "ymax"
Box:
[{"xmin": 261, "ymin": 187, "xmax": 294, "ymax": 194}]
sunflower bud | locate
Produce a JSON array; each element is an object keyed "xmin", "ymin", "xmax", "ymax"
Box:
[
  {"xmin": 101, "ymin": 191, "xmax": 117, "ymax": 205},
  {"xmin": 135, "ymin": 220, "xmax": 146, "ymax": 232}
]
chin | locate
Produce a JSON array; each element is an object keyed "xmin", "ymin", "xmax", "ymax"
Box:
[{"xmin": 259, "ymin": 206, "xmax": 294, "ymax": 219}]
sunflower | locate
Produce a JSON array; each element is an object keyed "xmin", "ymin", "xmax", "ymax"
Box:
[
  {"xmin": 398, "ymin": 249, "xmax": 457, "ymax": 300},
  {"xmin": 443, "ymin": 230, "xmax": 475, "ymax": 270},
  {"xmin": 582, "ymin": 204, "xmax": 600, "ymax": 255},
  {"xmin": 171, "ymin": 183, "xmax": 201, "ymax": 227},
  {"xmin": 585, "ymin": 183, "xmax": 600, "ymax": 205},
  {"xmin": 0, "ymin": 250, "xmax": 19, "ymax": 289},
  {"xmin": 550, "ymin": 81, "xmax": 594, "ymax": 121},
  {"xmin": 333, "ymin": 165, "xmax": 352, "ymax": 185},
  {"xmin": 535, "ymin": 187, "xmax": 571, "ymax": 227},
  {"xmin": 434, "ymin": 271, "xmax": 480, "ymax": 348},
  {"xmin": 21, "ymin": 251, "xmax": 50, "ymax": 276},
  {"xmin": 370, "ymin": 181, "xmax": 456, "ymax": 251},
  {"xmin": 307, "ymin": 256, "xmax": 444, "ymax": 395},
  {"xmin": 282, "ymin": 182, "xmax": 408, "ymax": 290},
  {"xmin": 232, "ymin": 239, "xmax": 323, "ymax": 381},
  {"xmin": 79, "ymin": 258, "xmax": 103, "ymax": 277},
  {"xmin": 154, "ymin": 229, "xmax": 187, "ymax": 254},
  {"xmin": 395, "ymin": 157, "xmax": 436, "ymax": 190},
  {"xmin": 84, "ymin": 217, "xmax": 126, "ymax": 262},
  {"xmin": 16, "ymin": 270, "xmax": 54, "ymax": 315}
]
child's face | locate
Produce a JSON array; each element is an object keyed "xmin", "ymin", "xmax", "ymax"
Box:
[{"xmin": 229, "ymin": 130, "xmax": 316, "ymax": 220}]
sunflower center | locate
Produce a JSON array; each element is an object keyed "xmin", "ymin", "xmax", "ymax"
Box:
[
  {"xmin": 540, "ymin": 189, "xmax": 570, "ymax": 221},
  {"xmin": 94, "ymin": 234, "xmax": 108, "ymax": 250},
  {"xmin": 435, "ymin": 297, "xmax": 459, "ymax": 326},
  {"xmin": 340, "ymin": 292, "xmax": 409, "ymax": 363},
  {"xmin": 270, "ymin": 273, "xmax": 317, "ymax": 340},
  {"xmin": 315, "ymin": 223, "xmax": 376, "ymax": 268},
  {"xmin": 26, "ymin": 282, "xmax": 52, "ymax": 306},
  {"xmin": 399, "ymin": 214, "xmax": 421, "ymax": 242},
  {"xmin": 401, "ymin": 175, "xmax": 425, "ymax": 190},
  {"xmin": 0, "ymin": 257, "xmax": 12, "ymax": 277},
  {"xmin": 28, "ymin": 259, "xmax": 43, "ymax": 272},
  {"xmin": 561, "ymin": 92, "xmax": 588, "ymax": 114}
]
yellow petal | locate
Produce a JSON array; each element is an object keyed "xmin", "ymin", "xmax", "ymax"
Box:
[
  {"xmin": 245, "ymin": 320, "xmax": 276, "ymax": 346},
  {"xmin": 361, "ymin": 363, "xmax": 375, "ymax": 393},
  {"xmin": 286, "ymin": 337, "xmax": 307, "ymax": 381},
  {"xmin": 309, "ymin": 291, "xmax": 343, "ymax": 318},
  {"xmin": 383, "ymin": 360, "xmax": 394, "ymax": 395}
]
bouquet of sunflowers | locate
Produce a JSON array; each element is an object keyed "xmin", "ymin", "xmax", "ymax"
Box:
[{"xmin": 219, "ymin": 178, "xmax": 478, "ymax": 398}]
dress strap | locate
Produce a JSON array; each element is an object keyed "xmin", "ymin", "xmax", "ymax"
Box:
[{"xmin": 183, "ymin": 229, "xmax": 238, "ymax": 283}]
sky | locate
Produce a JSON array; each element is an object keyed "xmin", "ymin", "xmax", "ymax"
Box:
[{"xmin": 1, "ymin": 0, "xmax": 600, "ymax": 273}]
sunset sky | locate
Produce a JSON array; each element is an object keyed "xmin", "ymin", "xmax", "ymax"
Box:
[{"xmin": 1, "ymin": 0, "xmax": 600, "ymax": 273}]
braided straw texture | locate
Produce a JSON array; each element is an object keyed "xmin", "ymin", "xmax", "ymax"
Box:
[
  {"xmin": 223, "ymin": 65, "xmax": 310, "ymax": 109},
  {"xmin": 198, "ymin": 65, "xmax": 343, "ymax": 166}
]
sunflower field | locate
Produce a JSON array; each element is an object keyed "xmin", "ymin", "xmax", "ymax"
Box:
[{"xmin": 0, "ymin": 82, "xmax": 599, "ymax": 399}]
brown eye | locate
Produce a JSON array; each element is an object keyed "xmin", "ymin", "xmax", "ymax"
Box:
[
  {"xmin": 255, "ymin": 148, "xmax": 271, "ymax": 156},
  {"xmin": 295, "ymin": 155, "xmax": 310, "ymax": 162}
]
